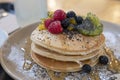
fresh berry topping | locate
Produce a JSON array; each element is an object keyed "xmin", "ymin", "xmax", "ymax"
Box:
[
  {"xmin": 61, "ymin": 18, "xmax": 70, "ymax": 29},
  {"xmin": 82, "ymin": 64, "xmax": 91, "ymax": 73},
  {"xmin": 75, "ymin": 16, "xmax": 83, "ymax": 24},
  {"xmin": 69, "ymin": 17, "xmax": 77, "ymax": 24},
  {"xmin": 99, "ymin": 55, "xmax": 108, "ymax": 65},
  {"xmin": 48, "ymin": 21, "xmax": 63, "ymax": 34},
  {"xmin": 77, "ymin": 19, "xmax": 94, "ymax": 31},
  {"xmin": 77, "ymin": 18, "xmax": 102, "ymax": 36},
  {"xmin": 40, "ymin": 10, "xmax": 103, "ymax": 36},
  {"xmin": 53, "ymin": 9, "xmax": 66, "ymax": 21},
  {"xmin": 44, "ymin": 18, "xmax": 54, "ymax": 29},
  {"xmin": 66, "ymin": 11, "xmax": 76, "ymax": 18}
]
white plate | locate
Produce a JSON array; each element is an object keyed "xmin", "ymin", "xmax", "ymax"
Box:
[
  {"xmin": 0, "ymin": 21, "xmax": 120, "ymax": 80},
  {"xmin": 0, "ymin": 29, "xmax": 8, "ymax": 47}
]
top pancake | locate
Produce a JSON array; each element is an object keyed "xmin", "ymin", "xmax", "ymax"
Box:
[{"xmin": 31, "ymin": 28, "xmax": 105, "ymax": 55}]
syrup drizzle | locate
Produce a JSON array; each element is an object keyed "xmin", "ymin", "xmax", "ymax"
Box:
[
  {"xmin": 104, "ymin": 46, "xmax": 120, "ymax": 73},
  {"xmin": 81, "ymin": 69, "xmax": 100, "ymax": 80},
  {"xmin": 47, "ymin": 70, "xmax": 67, "ymax": 80},
  {"xmin": 81, "ymin": 75, "xmax": 88, "ymax": 80},
  {"xmin": 22, "ymin": 38, "xmax": 34, "ymax": 70},
  {"xmin": 89, "ymin": 70, "xmax": 100, "ymax": 80}
]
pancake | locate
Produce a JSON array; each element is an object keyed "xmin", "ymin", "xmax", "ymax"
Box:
[
  {"xmin": 31, "ymin": 51, "xmax": 103, "ymax": 72},
  {"xmin": 31, "ymin": 43, "xmax": 102, "ymax": 61},
  {"xmin": 31, "ymin": 29, "xmax": 105, "ymax": 55}
]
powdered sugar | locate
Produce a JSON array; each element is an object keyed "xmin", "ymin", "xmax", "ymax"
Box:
[
  {"xmin": 8, "ymin": 46, "xmax": 24, "ymax": 69},
  {"xmin": 104, "ymin": 32, "xmax": 120, "ymax": 58},
  {"xmin": 104, "ymin": 32, "xmax": 116, "ymax": 46},
  {"xmin": 7, "ymin": 45, "xmax": 36, "ymax": 79}
]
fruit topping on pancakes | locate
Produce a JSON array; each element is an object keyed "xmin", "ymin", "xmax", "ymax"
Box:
[
  {"xmin": 38, "ymin": 9, "xmax": 103, "ymax": 36},
  {"xmin": 48, "ymin": 21, "xmax": 63, "ymax": 34},
  {"xmin": 77, "ymin": 13, "xmax": 103, "ymax": 36},
  {"xmin": 53, "ymin": 9, "xmax": 66, "ymax": 21}
]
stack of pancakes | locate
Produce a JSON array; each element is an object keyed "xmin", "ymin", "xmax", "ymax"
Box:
[{"xmin": 30, "ymin": 28, "xmax": 105, "ymax": 72}]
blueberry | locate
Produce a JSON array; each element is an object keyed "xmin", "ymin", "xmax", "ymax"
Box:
[
  {"xmin": 66, "ymin": 11, "xmax": 76, "ymax": 18},
  {"xmin": 82, "ymin": 64, "xmax": 91, "ymax": 73},
  {"xmin": 99, "ymin": 55, "xmax": 108, "ymax": 65},
  {"xmin": 61, "ymin": 18, "xmax": 70, "ymax": 29},
  {"xmin": 75, "ymin": 16, "xmax": 83, "ymax": 24}
]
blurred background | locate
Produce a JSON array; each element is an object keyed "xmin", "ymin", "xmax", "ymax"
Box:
[{"xmin": 0, "ymin": 0, "xmax": 120, "ymax": 24}]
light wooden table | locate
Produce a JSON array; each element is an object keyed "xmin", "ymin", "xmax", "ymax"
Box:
[
  {"xmin": 0, "ymin": 0, "xmax": 13, "ymax": 3},
  {"xmin": 48, "ymin": 0, "xmax": 120, "ymax": 24}
]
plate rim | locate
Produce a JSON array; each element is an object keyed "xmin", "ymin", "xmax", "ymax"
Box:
[{"xmin": 0, "ymin": 29, "xmax": 8, "ymax": 47}]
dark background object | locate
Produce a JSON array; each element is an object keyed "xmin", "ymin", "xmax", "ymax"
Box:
[
  {"xmin": 0, "ymin": 2, "xmax": 14, "ymax": 13},
  {"xmin": 0, "ymin": 65, "xmax": 14, "ymax": 80}
]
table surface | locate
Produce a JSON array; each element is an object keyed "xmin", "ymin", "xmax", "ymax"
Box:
[
  {"xmin": 0, "ymin": 0, "xmax": 120, "ymax": 80},
  {"xmin": 0, "ymin": 0, "xmax": 13, "ymax": 3},
  {"xmin": 48, "ymin": 0, "xmax": 120, "ymax": 24}
]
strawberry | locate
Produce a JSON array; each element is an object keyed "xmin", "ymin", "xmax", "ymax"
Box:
[
  {"xmin": 44, "ymin": 18, "xmax": 54, "ymax": 29},
  {"xmin": 48, "ymin": 21, "xmax": 63, "ymax": 34},
  {"xmin": 53, "ymin": 9, "xmax": 66, "ymax": 21}
]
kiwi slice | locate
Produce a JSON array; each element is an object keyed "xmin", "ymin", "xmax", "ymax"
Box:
[{"xmin": 77, "ymin": 13, "xmax": 103, "ymax": 36}]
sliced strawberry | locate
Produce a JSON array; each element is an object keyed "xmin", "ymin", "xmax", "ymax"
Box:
[{"xmin": 53, "ymin": 9, "xmax": 66, "ymax": 21}]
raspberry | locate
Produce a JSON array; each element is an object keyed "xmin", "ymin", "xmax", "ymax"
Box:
[
  {"xmin": 44, "ymin": 18, "xmax": 54, "ymax": 29},
  {"xmin": 53, "ymin": 9, "xmax": 66, "ymax": 21},
  {"xmin": 48, "ymin": 21, "xmax": 63, "ymax": 34}
]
